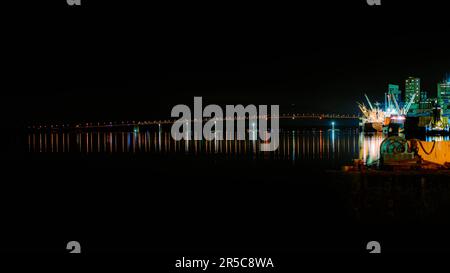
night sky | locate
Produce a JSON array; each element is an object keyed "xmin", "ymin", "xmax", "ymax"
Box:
[{"xmin": 2, "ymin": 0, "xmax": 449, "ymax": 126}]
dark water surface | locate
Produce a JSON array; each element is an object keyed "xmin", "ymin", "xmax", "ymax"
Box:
[
  {"xmin": 25, "ymin": 128, "xmax": 364, "ymax": 169},
  {"xmin": 1, "ymin": 127, "xmax": 450, "ymax": 253}
]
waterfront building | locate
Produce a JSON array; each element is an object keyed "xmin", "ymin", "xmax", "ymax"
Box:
[
  {"xmin": 419, "ymin": 91, "xmax": 432, "ymax": 111},
  {"xmin": 438, "ymin": 80, "xmax": 450, "ymax": 113},
  {"xmin": 388, "ymin": 84, "xmax": 401, "ymax": 104}
]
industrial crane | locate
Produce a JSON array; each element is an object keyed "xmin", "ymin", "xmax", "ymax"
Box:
[
  {"xmin": 357, "ymin": 94, "xmax": 385, "ymax": 124},
  {"xmin": 388, "ymin": 90, "xmax": 417, "ymax": 116},
  {"xmin": 402, "ymin": 92, "xmax": 418, "ymax": 115},
  {"xmin": 365, "ymin": 94, "xmax": 374, "ymax": 110}
]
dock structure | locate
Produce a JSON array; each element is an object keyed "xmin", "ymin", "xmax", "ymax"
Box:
[{"xmin": 416, "ymin": 140, "xmax": 450, "ymax": 167}]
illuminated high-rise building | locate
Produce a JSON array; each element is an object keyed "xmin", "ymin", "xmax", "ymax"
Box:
[
  {"xmin": 438, "ymin": 80, "xmax": 450, "ymax": 112},
  {"xmin": 405, "ymin": 77, "xmax": 421, "ymax": 104},
  {"xmin": 419, "ymin": 91, "xmax": 432, "ymax": 110}
]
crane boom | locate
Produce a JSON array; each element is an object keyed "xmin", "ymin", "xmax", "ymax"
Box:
[
  {"xmin": 364, "ymin": 94, "xmax": 374, "ymax": 110},
  {"xmin": 357, "ymin": 102, "xmax": 369, "ymax": 118},
  {"xmin": 403, "ymin": 92, "xmax": 417, "ymax": 114},
  {"xmin": 389, "ymin": 90, "xmax": 401, "ymax": 114}
]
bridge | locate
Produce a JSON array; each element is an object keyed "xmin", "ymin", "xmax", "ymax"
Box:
[{"xmin": 28, "ymin": 113, "xmax": 361, "ymax": 130}]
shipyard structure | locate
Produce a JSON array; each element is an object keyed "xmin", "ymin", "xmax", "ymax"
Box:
[{"xmin": 358, "ymin": 76, "xmax": 450, "ymax": 135}]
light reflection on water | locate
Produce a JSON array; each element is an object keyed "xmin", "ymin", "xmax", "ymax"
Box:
[
  {"xmin": 28, "ymin": 129, "xmax": 447, "ymax": 163},
  {"xmin": 358, "ymin": 133, "xmax": 384, "ymax": 166},
  {"xmin": 27, "ymin": 128, "xmax": 396, "ymax": 167},
  {"xmin": 425, "ymin": 135, "xmax": 450, "ymax": 142}
]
